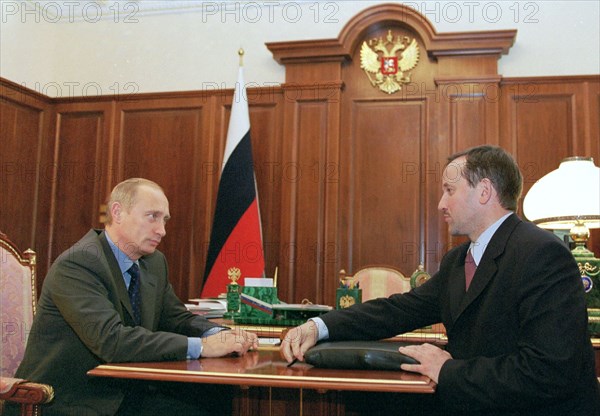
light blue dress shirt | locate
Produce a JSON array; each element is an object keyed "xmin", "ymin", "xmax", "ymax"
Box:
[{"xmin": 468, "ymin": 212, "xmax": 511, "ymax": 266}]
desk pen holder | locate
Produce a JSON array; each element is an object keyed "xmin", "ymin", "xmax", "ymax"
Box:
[{"xmin": 336, "ymin": 288, "xmax": 362, "ymax": 309}]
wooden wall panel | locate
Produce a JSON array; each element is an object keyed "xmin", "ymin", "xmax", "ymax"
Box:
[
  {"xmin": 499, "ymin": 79, "xmax": 600, "ymax": 259},
  {"xmin": 116, "ymin": 99, "xmax": 210, "ymax": 300},
  {"xmin": 516, "ymin": 95, "xmax": 573, "ymax": 197},
  {"xmin": 441, "ymin": 83, "xmax": 501, "ymax": 252},
  {"xmin": 49, "ymin": 108, "xmax": 111, "ymax": 266},
  {"xmin": 342, "ymin": 99, "xmax": 425, "ymax": 274},
  {"xmin": 245, "ymin": 102, "xmax": 283, "ymax": 284},
  {"xmin": 500, "ymin": 81, "xmax": 591, "ymax": 215},
  {"xmin": 589, "ymin": 81, "xmax": 600, "ymax": 256},
  {"xmin": 0, "ymin": 99, "xmax": 43, "ymax": 247},
  {"xmin": 0, "ymin": 80, "xmax": 53, "ymax": 294},
  {"xmin": 282, "ymin": 100, "xmax": 330, "ymax": 303},
  {"xmin": 449, "ymin": 94, "xmax": 498, "ymax": 150}
]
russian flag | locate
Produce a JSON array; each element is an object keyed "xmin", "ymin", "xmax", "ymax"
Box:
[{"xmin": 201, "ymin": 61, "xmax": 265, "ymax": 298}]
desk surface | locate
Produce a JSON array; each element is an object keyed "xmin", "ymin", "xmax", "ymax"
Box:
[{"xmin": 88, "ymin": 349, "xmax": 435, "ymax": 394}]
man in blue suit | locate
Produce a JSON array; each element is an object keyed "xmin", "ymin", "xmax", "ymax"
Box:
[
  {"xmin": 281, "ymin": 145, "xmax": 600, "ymax": 415},
  {"xmin": 11, "ymin": 178, "xmax": 258, "ymax": 415}
]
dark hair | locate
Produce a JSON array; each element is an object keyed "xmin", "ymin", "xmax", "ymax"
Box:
[{"xmin": 448, "ymin": 145, "xmax": 523, "ymax": 211}]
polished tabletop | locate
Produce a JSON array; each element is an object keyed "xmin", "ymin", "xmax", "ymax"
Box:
[{"xmin": 88, "ymin": 348, "xmax": 436, "ymax": 393}]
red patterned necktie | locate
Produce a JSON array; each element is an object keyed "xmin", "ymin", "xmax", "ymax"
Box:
[
  {"xmin": 465, "ymin": 249, "xmax": 477, "ymax": 291},
  {"xmin": 127, "ymin": 263, "xmax": 141, "ymax": 325}
]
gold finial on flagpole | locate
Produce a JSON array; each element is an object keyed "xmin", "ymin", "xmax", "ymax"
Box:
[
  {"xmin": 273, "ymin": 266, "xmax": 278, "ymax": 288},
  {"xmin": 238, "ymin": 48, "xmax": 245, "ymax": 67}
]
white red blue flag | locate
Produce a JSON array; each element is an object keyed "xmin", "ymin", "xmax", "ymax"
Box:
[{"xmin": 201, "ymin": 64, "xmax": 265, "ymax": 298}]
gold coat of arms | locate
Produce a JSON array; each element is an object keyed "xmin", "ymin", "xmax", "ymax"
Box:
[{"xmin": 360, "ymin": 30, "xmax": 420, "ymax": 94}]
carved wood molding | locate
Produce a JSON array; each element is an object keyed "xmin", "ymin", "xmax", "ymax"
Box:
[
  {"xmin": 267, "ymin": 4, "xmax": 516, "ymax": 64},
  {"xmin": 434, "ymin": 75, "xmax": 503, "ymax": 85}
]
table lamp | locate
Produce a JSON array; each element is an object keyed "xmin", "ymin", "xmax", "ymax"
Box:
[{"xmin": 523, "ymin": 157, "xmax": 600, "ymax": 334}]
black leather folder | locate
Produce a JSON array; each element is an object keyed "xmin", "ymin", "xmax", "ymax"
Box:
[{"xmin": 304, "ymin": 340, "xmax": 419, "ymax": 371}]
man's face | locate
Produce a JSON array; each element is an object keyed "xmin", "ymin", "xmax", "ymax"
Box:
[
  {"xmin": 112, "ymin": 185, "xmax": 170, "ymax": 260},
  {"xmin": 438, "ymin": 156, "xmax": 481, "ymax": 238}
]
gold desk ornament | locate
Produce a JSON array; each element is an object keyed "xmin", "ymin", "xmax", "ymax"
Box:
[
  {"xmin": 223, "ymin": 267, "xmax": 242, "ymax": 319},
  {"xmin": 360, "ymin": 29, "xmax": 420, "ymax": 95},
  {"xmin": 336, "ymin": 269, "xmax": 362, "ymax": 310}
]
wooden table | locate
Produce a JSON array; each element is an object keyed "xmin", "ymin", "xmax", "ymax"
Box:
[
  {"xmin": 88, "ymin": 348, "xmax": 434, "ymax": 393},
  {"xmin": 88, "ymin": 348, "xmax": 435, "ymax": 415}
]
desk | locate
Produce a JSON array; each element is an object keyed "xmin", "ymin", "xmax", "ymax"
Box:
[{"xmin": 88, "ymin": 349, "xmax": 435, "ymax": 416}]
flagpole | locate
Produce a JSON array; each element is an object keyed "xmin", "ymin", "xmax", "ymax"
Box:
[
  {"xmin": 201, "ymin": 47, "xmax": 266, "ymax": 297},
  {"xmin": 237, "ymin": 47, "xmax": 266, "ymax": 280}
]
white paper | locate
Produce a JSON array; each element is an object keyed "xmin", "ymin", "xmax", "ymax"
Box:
[{"xmin": 245, "ymin": 278, "xmax": 274, "ymax": 287}]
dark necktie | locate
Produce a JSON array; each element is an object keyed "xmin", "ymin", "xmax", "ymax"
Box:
[
  {"xmin": 127, "ymin": 263, "xmax": 141, "ymax": 325},
  {"xmin": 465, "ymin": 249, "xmax": 477, "ymax": 291}
]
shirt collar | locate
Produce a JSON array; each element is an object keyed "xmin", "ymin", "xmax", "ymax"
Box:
[
  {"xmin": 105, "ymin": 232, "xmax": 135, "ymax": 275},
  {"xmin": 470, "ymin": 212, "xmax": 512, "ymax": 266}
]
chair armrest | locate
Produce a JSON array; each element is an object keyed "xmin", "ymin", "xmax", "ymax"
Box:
[{"xmin": 0, "ymin": 377, "xmax": 54, "ymax": 406}]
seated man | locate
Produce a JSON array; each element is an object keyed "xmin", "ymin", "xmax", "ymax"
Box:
[
  {"xmin": 281, "ymin": 145, "xmax": 600, "ymax": 416},
  {"xmin": 9, "ymin": 178, "xmax": 257, "ymax": 415}
]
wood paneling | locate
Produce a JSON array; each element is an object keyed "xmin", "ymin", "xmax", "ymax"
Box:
[
  {"xmin": 49, "ymin": 106, "xmax": 111, "ymax": 264},
  {"xmin": 115, "ymin": 98, "xmax": 211, "ymax": 300},
  {"xmin": 281, "ymin": 99, "xmax": 331, "ymax": 303},
  {"xmin": 500, "ymin": 80, "xmax": 593, "ymax": 215},
  {"xmin": 0, "ymin": 99, "xmax": 44, "ymax": 246},
  {"xmin": 0, "ymin": 3, "xmax": 598, "ymax": 309},
  {"xmin": 342, "ymin": 99, "xmax": 425, "ymax": 273},
  {"xmin": 0, "ymin": 80, "xmax": 53, "ymax": 294}
]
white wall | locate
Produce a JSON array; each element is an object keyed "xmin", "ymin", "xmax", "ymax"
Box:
[{"xmin": 1, "ymin": 1, "xmax": 598, "ymax": 97}]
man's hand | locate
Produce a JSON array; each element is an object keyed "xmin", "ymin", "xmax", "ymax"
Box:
[
  {"xmin": 399, "ymin": 343, "xmax": 452, "ymax": 383},
  {"xmin": 279, "ymin": 320, "xmax": 319, "ymax": 363},
  {"xmin": 201, "ymin": 328, "xmax": 258, "ymax": 358}
]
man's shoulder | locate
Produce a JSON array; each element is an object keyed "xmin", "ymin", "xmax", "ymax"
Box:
[
  {"xmin": 512, "ymin": 218, "xmax": 565, "ymax": 245},
  {"xmin": 52, "ymin": 229, "xmax": 106, "ymax": 267}
]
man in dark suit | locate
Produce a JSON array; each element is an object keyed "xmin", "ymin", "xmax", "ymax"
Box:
[
  {"xmin": 11, "ymin": 178, "xmax": 258, "ymax": 415},
  {"xmin": 281, "ymin": 145, "xmax": 600, "ymax": 415}
]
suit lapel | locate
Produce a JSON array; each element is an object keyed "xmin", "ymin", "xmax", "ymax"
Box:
[
  {"xmin": 452, "ymin": 214, "xmax": 521, "ymax": 323},
  {"xmin": 455, "ymin": 254, "xmax": 498, "ymax": 317},
  {"xmin": 98, "ymin": 231, "xmax": 137, "ymax": 324},
  {"xmin": 448, "ymin": 244, "xmax": 469, "ymax": 322}
]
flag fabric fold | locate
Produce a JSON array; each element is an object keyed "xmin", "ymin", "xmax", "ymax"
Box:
[{"xmin": 201, "ymin": 66, "xmax": 265, "ymax": 298}]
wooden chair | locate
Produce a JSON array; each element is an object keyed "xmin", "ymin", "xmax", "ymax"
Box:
[
  {"xmin": 339, "ymin": 265, "xmax": 418, "ymax": 301},
  {"xmin": 0, "ymin": 231, "xmax": 54, "ymax": 415},
  {"xmin": 339, "ymin": 265, "xmax": 448, "ymax": 338}
]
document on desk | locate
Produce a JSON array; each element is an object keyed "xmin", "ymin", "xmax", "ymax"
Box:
[{"xmin": 186, "ymin": 298, "xmax": 227, "ymax": 318}]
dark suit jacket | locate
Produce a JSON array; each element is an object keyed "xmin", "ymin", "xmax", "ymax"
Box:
[
  {"xmin": 13, "ymin": 229, "xmax": 222, "ymax": 416},
  {"xmin": 321, "ymin": 214, "xmax": 600, "ymax": 415}
]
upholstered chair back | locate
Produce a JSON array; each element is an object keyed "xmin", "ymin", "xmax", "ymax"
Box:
[
  {"xmin": 340, "ymin": 266, "xmax": 412, "ymax": 301},
  {"xmin": 0, "ymin": 231, "xmax": 36, "ymax": 378}
]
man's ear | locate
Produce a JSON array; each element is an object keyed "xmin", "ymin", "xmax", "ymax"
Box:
[
  {"xmin": 478, "ymin": 178, "xmax": 494, "ymax": 204},
  {"xmin": 110, "ymin": 202, "xmax": 123, "ymax": 223}
]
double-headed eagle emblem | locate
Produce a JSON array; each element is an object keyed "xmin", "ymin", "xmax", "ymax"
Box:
[
  {"xmin": 360, "ymin": 30, "xmax": 420, "ymax": 94},
  {"xmin": 227, "ymin": 267, "xmax": 241, "ymax": 285}
]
